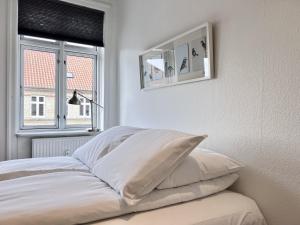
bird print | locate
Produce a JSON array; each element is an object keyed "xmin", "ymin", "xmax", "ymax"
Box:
[
  {"xmin": 201, "ymin": 40, "xmax": 206, "ymax": 51},
  {"xmin": 201, "ymin": 40, "xmax": 207, "ymax": 57},
  {"xmin": 180, "ymin": 57, "xmax": 188, "ymax": 72},
  {"xmin": 168, "ymin": 66, "xmax": 174, "ymax": 72},
  {"xmin": 192, "ymin": 48, "xmax": 199, "ymax": 57}
]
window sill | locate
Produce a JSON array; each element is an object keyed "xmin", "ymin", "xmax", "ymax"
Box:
[{"xmin": 16, "ymin": 129, "xmax": 101, "ymax": 138}]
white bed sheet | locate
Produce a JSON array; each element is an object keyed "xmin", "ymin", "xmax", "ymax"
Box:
[
  {"xmin": 90, "ymin": 191, "xmax": 267, "ymax": 225},
  {"xmin": 0, "ymin": 171, "xmax": 239, "ymax": 225},
  {"xmin": 0, "ymin": 156, "xmax": 89, "ymax": 181}
]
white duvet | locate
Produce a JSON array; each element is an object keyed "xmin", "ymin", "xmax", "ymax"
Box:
[
  {"xmin": 0, "ymin": 171, "xmax": 238, "ymax": 225},
  {"xmin": 0, "ymin": 156, "xmax": 89, "ymax": 181}
]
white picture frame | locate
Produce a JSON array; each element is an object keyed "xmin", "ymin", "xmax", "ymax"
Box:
[{"xmin": 139, "ymin": 22, "xmax": 214, "ymax": 90}]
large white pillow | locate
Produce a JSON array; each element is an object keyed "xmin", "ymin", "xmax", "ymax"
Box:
[
  {"xmin": 92, "ymin": 129, "xmax": 207, "ymax": 205},
  {"xmin": 157, "ymin": 148, "xmax": 243, "ymax": 189},
  {"xmin": 72, "ymin": 126, "xmax": 144, "ymax": 168}
]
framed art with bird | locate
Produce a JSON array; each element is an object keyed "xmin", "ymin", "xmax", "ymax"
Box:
[{"xmin": 139, "ymin": 22, "xmax": 213, "ymax": 90}]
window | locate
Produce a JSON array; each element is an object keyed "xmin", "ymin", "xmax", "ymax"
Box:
[
  {"xmin": 22, "ymin": 48, "xmax": 57, "ymax": 127},
  {"xmin": 19, "ymin": 35, "xmax": 103, "ymax": 130},
  {"xmin": 65, "ymin": 54, "xmax": 95, "ymax": 127},
  {"xmin": 79, "ymin": 98, "xmax": 90, "ymax": 117},
  {"xmin": 66, "ymin": 72, "xmax": 74, "ymax": 78},
  {"xmin": 30, "ymin": 96, "xmax": 45, "ymax": 117}
]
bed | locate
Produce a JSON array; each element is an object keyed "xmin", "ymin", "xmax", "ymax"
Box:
[
  {"xmin": 90, "ymin": 191, "xmax": 266, "ymax": 225},
  {"xmin": 0, "ymin": 126, "xmax": 267, "ymax": 225},
  {"xmin": 0, "ymin": 171, "xmax": 265, "ymax": 225}
]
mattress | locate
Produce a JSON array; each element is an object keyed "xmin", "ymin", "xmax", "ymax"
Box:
[{"xmin": 89, "ymin": 191, "xmax": 267, "ymax": 225}]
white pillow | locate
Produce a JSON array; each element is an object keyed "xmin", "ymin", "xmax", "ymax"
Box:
[
  {"xmin": 157, "ymin": 148, "xmax": 243, "ymax": 189},
  {"xmin": 72, "ymin": 126, "xmax": 144, "ymax": 168},
  {"xmin": 92, "ymin": 129, "xmax": 207, "ymax": 205}
]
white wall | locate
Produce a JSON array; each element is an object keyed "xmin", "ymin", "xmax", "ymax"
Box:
[
  {"xmin": 115, "ymin": 1, "xmax": 300, "ymax": 225},
  {"xmin": 0, "ymin": 0, "xmax": 7, "ymax": 161}
]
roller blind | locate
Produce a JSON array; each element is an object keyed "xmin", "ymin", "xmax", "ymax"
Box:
[{"xmin": 18, "ymin": 0, "xmax": 105, "ymax": 47}]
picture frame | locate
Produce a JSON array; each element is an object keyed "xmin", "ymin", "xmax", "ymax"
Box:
[
  {"xmin": 175, "ymin": 43, "xmax": 190, "ymax": 75},
  {"xmin": 139, "ymin": 22, "xmax": 214, "ymax": 90}
]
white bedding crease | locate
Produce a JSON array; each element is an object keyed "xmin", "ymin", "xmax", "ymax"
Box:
[
  {"xmin": 157, "ymin": 148, "xmax": 244, "ymax": 189},
  {"xmin": 0, "ymin": 156, "xmax": 89, "ymax": 181},
  {"xmin": 73, "ymin": 126, "xmax": 145, "ymax": 168},
  {"xmin": 0, "ymin": 171, "xmax": 238, "ymax": 225}
]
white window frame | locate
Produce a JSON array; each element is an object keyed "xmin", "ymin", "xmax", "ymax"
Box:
[
  {"xmin": 30, "ymin": 96, "xmax": 45, "ymax": 118},
  {"xmin": 20, "ymin": 44, "xmax": 59, "ymax": 129},
  {"xmin": 19, "ymin": 35, "xmax": 104, "ymax": 131},
  {"xmin": 64, "ymin": 51, "xmax": 98, "ymax": 129}
]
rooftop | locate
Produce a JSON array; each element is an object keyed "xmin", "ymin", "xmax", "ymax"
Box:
[{"xmin": 24, "ymin": 50, "xmax": 93, "ymax": 91}]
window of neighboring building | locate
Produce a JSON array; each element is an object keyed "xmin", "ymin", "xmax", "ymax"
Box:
[
  {"xmin": 79, "ymin": 98, "xmax": 90, "ymax": 117},
  {"xmin": 19, "ymin": 35, "xmax": 103, "ymax": 130},
  {"xmin": 30, "ymin": 96, "xmax": 45, "ymax": 117},
  {"xmin": 66, "ymin": 72, "xmax": 75, "ymax": 78}
]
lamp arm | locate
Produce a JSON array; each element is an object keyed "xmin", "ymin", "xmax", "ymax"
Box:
[{"xmin": 75, "ymin": 90, "xmax": 104, "ymax": 108}]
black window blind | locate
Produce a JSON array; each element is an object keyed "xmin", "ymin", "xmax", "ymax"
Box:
[{"xmin": 18, "ymin": 0, "xmax": 105, "ymax": 47}]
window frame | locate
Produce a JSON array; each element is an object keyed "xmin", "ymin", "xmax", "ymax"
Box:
[
  {"xmin": 20, "ymin": 44, "xmax": 59, "ymax": 129},
  {"xmin": 19, "ymin": 35, "xmax": 103, "ymax": 131},
  {"xmin": 30, "ymin": 96, "xmax": 45, "ymax": 118},
  {"xmin": 63, "ymin": 51, "xmax": 97, "ymax": 129}
]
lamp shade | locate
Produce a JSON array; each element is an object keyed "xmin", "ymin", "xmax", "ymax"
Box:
[{"xmin": 68, "ymin": 91, "xmax": 81, "ymax": 105}]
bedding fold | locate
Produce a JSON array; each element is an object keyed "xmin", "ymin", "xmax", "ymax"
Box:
[
  {"xmin": 73, "ymin": 126, "xmax": 145, "ymax": 168},
  {"xmin": 157, "ymin": 148, "xmax": 244, "ymax": 189},
  {"xmin": 0, "ymin": 156, "xmax": 89, "ymax": 181},
  {"xmin": 0, "ymin": 171, "xmax": 238, "ymax": 225}
]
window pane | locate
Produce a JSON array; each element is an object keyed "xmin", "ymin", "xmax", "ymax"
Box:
[
  {"xmin": 31, "ymin": 104, "xmax": 37, "ymax": 116},
  {"xmin": 23, "ymin": 35, "xmax": 57, "ymax": 43},
  {"xmin": 79, "ymin": 105, "xmax": 84, "ymax": 116},
  {"xmin": 65, "ymin": 42, "xmax": 95, "ymax": 49},
  {"xmin": 23, "ymin": 49, "xmax": 56, "ymax": 127},
  {"xmin": 86, "ymin": 105, "xmax": 90, "ymax": 116},
  {"xmin": 39, "ymin": 97, "xmax": 44, "ymax": 102},
  {"xmin": 66, "ymin": 55, "xmax": 94, "ymax": 126},
  {"xmin": 39, "ymin": 104, "xmax": 44, "ymax": 116}
]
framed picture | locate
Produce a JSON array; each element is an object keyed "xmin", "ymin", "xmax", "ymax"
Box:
[
  {"xmin": 140, "ymin": 52, "xmax": 166, "ymax": 89},
  {"xmin": 139, "ymin": 22, "xmax": 213, "ymax": 90},
  {"xmin": 175, "ymin": 43, "xmax": 190, "ymax": 75},
  {"xmin": 164, "ymin": 49, "xmax": 175, "ymax": 79},
  {"xmin": 190, "ymin": 37, "xmax": 206, "ymax": 75}
]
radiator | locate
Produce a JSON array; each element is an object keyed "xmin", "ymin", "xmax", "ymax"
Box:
[{"xmin": 32, "ymin": 136, "xmax": 93, "ymax": 158}]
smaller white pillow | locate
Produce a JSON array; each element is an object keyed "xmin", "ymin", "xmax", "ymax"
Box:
[
  {"xmin": 157, "ymin": 148, "xmax": 243, "ymax": 189},
  {"xmin": 72, "ymin": 126, "xmax": 144, "ymax": 168},
  {"xmin": 92, "ymin": 129, "xmax": 207, "ymax": 205}
]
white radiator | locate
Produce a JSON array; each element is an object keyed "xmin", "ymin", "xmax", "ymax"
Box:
[{"xmin": 32, "ymin": 136, "xmax": 93, "ymax": 158}]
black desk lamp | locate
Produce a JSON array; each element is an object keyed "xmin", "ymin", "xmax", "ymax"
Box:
[{"xmin": 68, "ymin": 90, "xmax": 103, "ymax": 132}]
